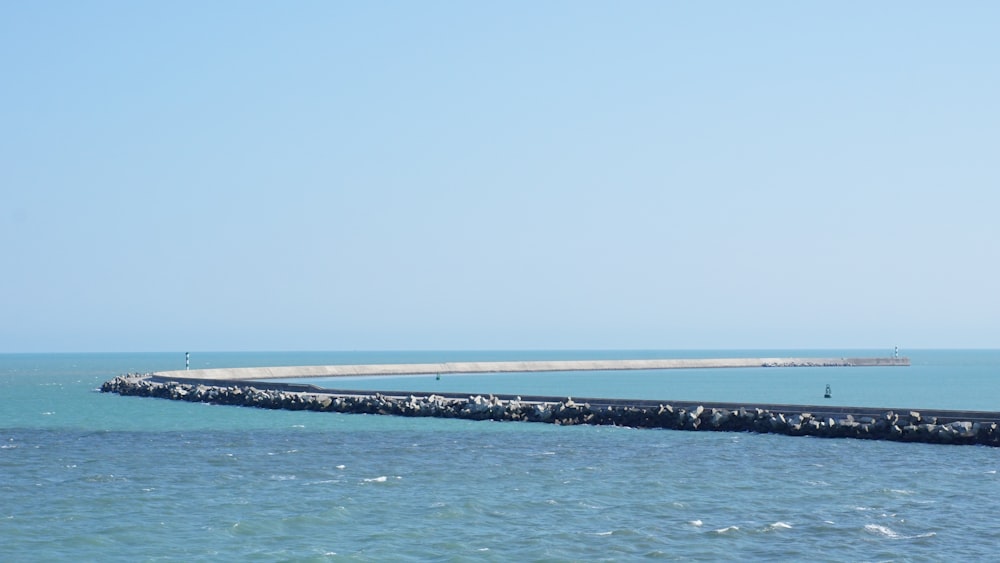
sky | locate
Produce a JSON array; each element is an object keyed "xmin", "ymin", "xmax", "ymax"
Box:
[{"xmin": 2, "ymin": 2, "xmax": 998, "ymax": 352}]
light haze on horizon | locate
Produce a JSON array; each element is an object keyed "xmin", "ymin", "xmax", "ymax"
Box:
[{"xmin": 2, "ymin": 2, "xmax": 998, "ymax": 353}]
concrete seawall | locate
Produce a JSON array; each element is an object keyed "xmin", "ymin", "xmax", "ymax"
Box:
[{"xmin": 155, "ymin": 356, "xmax": 909, "ymax": 381}]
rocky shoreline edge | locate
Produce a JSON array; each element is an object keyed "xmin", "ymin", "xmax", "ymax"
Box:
[{"xmin": 102, "ymin": 374, "xmax": 1000, "ymax": 447}]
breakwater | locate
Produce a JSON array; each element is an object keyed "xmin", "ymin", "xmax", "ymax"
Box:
[
  {"xmin": 101, "ymin": 372, "xmax": 1000, "ymax": 447},
  {"xmin": 153, "ymin": 356, "xmax": 909, "ymax": 381}
]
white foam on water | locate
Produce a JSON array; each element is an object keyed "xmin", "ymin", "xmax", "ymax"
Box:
[
  {"xmin": 689, "ymin": 520, "xmax": 703, "ymax": 527},
  {"xmin": 865, "ymin": 524, "xmax": 899, "ymax": 538},
  {"xmin": 864, "ymin": 524, "xmax": 937, "ymax": 540},
  {"xmin": 713, "ymin": 526, "xmax": 739, "ymax": 534},
  {"xmin": 335, "ymin": 465, "xmax": 345, "ymax": 469},
  {"xmin": 363, "ymin": 475, "xmax": 403, "ymax": 483},
  {"xmin": 769, "ymin": 522, "xmax": 793, "ymax": 530}
]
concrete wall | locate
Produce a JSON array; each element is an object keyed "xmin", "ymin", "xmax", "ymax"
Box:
[{"xmin": 156, "ymin": 356, "xmax": 909, "ymax": 381}]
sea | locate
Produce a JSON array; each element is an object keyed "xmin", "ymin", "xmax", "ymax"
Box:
[{"xmin": 3, "ymin": 349, "xmax": 999, "ymax": 561}]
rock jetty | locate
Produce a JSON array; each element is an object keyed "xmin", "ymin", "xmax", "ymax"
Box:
[{"xmin": 102, "ymin": 374, "xmax": 1000, "ymax": 447}]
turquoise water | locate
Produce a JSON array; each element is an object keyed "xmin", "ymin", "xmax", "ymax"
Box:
[{"xmin": 3, "ymin": 350, "xmax": 1000, "ymax": 560}]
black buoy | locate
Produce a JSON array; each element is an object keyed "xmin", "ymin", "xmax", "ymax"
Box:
[{"xmin": 824, "ymin": 384, "xmax": 831, "ymax": 399}]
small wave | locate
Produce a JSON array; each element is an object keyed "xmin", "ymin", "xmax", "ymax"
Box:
[
  {"xmin": 42, "ymin": 412, "xmax": 55, "ymax": 416},
  {"xmin": 864, "ymin": 524, "xmax": 936, "ymax": 540},
  {"xmin": 986, "ymin": 470, "xmax": 997, "ymax": 474},
  {"xmin": 689, "ymin": 520, "xmax": 703, "ymax": 527},
  {"xmin": 593, "ymin": 531, "xmax": 614, "ymax": 536},
  {"xmin": 887, "ymin": 488, "xmax": 915, "ymax": 495},
  {"xmin": 363, "ymin": 476, "xmax": 403, "ymax": 483},
  {"xmin": 769, "ymin": 522, "xmax": 793, "ymax": 530},
  {"xmin": 335, "ymin": 465, "xmax": 346, "ymax": 470},
  {"xmin": 713, "ymin": 526, "xmax": 739, "ymax": 534},
  {"xmin": 271, "ymin": 474, "xmax": 297, "ymax": 481},
  {"xmin": 865, "ymin": 524, "xmax": 899, "ymax": 538},
  {"xmin": 306, "ymin": 479, "xmax": 341, "ymax": 486}
]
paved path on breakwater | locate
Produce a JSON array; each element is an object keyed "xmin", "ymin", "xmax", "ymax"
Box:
[{"xmin": 155, "ymin": 356, "xmax": 909, "ymax": 381}]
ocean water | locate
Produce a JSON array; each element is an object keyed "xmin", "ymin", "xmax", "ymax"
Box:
[{"xmin": 3, "ymin": 350, "xmax": 1000, "ymax": 561}]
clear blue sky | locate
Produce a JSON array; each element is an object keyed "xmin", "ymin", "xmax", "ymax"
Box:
[{"xmin": 2, "ymin": 2, "xmax": 997, "ymax": 352}]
